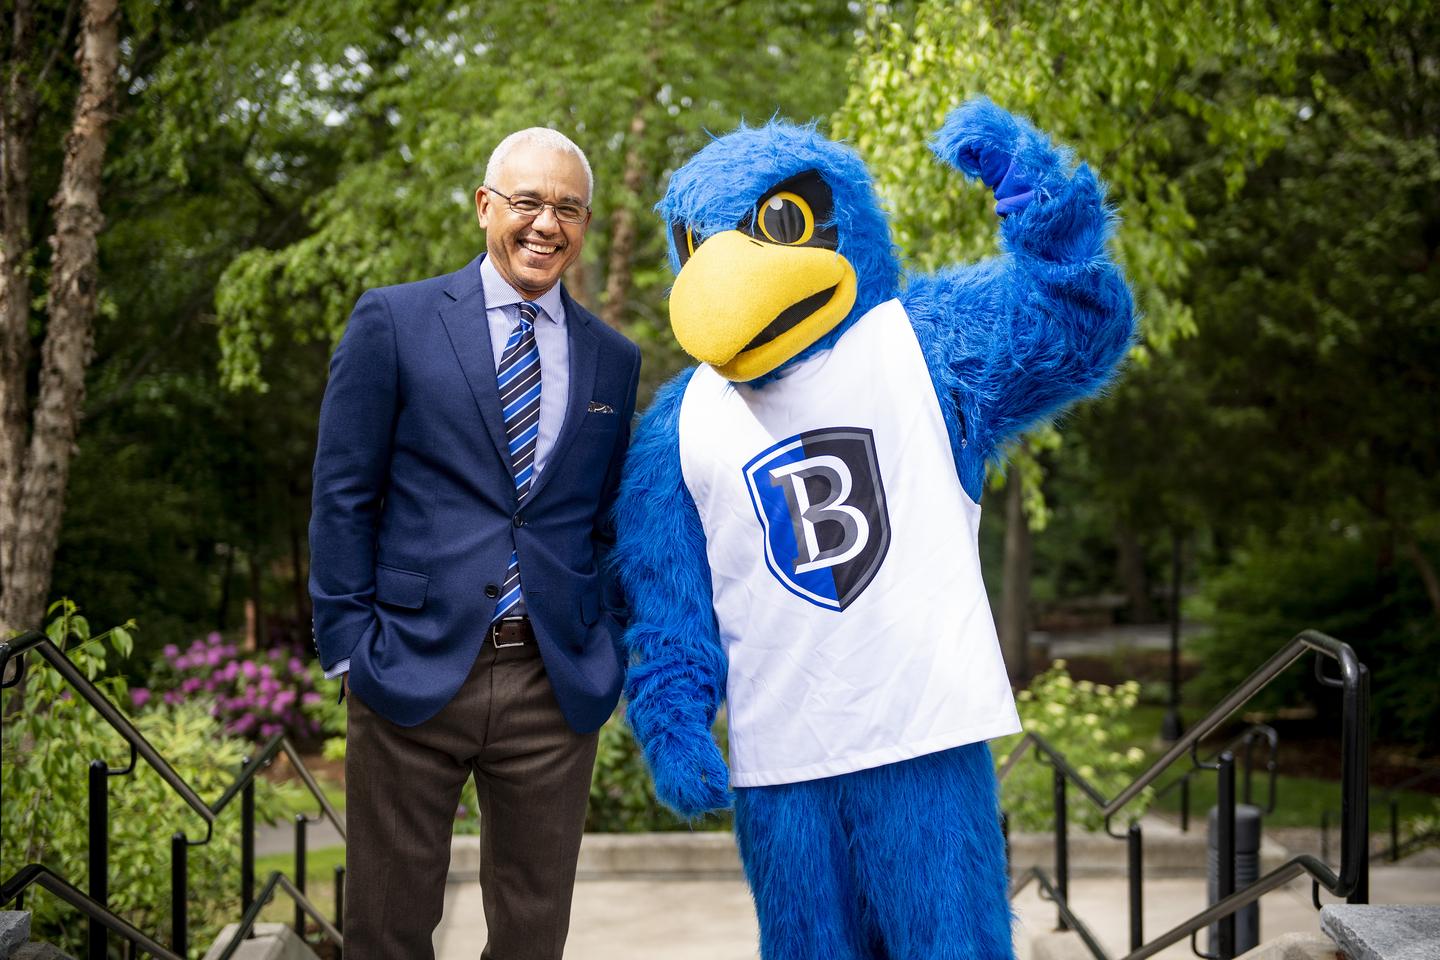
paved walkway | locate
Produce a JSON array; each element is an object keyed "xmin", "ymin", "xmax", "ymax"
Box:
[{"xmin": 431, "ymin": 860, "xmax": 1440, "ymax": 959}]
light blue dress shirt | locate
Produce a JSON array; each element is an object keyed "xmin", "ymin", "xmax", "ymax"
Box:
[{"xmin": 327, "ymin": 257, "xmax": 572, "ymax": 680}]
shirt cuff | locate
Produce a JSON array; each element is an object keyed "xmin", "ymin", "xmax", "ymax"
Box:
[{"xmin": 324, "ymin": 659, "xmax": 350, "ymax": 680}]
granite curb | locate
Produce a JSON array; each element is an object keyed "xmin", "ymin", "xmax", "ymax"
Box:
[{"xmin": 445, "ymin": 817, "xmax": 1289, "ymax": 883}]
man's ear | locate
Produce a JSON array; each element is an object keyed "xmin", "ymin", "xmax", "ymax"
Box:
[{"xmin": 475, "ymin": 186, "xmax": 492, "ymax": 229}]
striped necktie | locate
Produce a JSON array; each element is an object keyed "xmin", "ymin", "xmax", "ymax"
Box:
[{"xmin": 494, "ymin": 301, "xmax": 542, "ymax": 619}]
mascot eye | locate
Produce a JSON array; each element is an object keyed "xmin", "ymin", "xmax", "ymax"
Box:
[
  {"xmin": 672, "ymin": 221, "xmax": 708, "ymax": 266},
  {"xmin": 756, "ymin": 191, "xmax": 815, "ymax": 246},
  {"xmin": 668, "ymin": 223, "xmax": 708, "ymax": 269}
]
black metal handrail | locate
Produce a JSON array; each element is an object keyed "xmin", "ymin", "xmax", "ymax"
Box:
[
  {"xmin": 0, "ymin": 629, "xmax": 346, "ymax": 956},
  {"xmin": 999, "ymin": 629, "xmax": 1369, "ymax": 960},
  {"xmin": 1152, "ymin": 723, "xmax": 1279, "ymax": 832}
]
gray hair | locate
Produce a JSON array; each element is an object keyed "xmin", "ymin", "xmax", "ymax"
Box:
[{"xmin": 484, "ymin": 127, "xmax": 594, "ymax": 202}]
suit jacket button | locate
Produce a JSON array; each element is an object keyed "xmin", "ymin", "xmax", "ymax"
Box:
[
  {"xmin": 485, "ymin": 584, "xmax": 499, "ymax": 599},
  {"xmin": 512, "ymin": 514, "xmax": 524, "ymax": 527}
]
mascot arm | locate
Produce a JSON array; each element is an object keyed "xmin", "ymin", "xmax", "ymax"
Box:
[
  {"xmin": 925, "ymin": 97, "xmax": 1135, "ymax": 456},
  {"xmin": 611, "ymin": 368, "xmax": 733, "ymax": 816}
]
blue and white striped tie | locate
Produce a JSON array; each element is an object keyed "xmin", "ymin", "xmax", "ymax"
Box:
[{"xmin": 494, "ymin": 301, "xmax": 542, "ymax": 619}]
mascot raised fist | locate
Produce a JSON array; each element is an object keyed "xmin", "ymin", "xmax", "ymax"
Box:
[{"xmin": 612, "ymin": 98, "xmax": 1135, "ymax": 960}]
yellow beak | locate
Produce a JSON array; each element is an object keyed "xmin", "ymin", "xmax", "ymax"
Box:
[{"xmin": 669, "ymin": 230, "xmax": 857, "ymax": 382}]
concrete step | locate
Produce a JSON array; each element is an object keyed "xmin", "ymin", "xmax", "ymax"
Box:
[
  {"xmin": 446, "ymin": 817, "xmax": 1285, "ymax": 883},
  {"xmin": 1319, "ymin": 905, "xmax": 1440, "ymax": 960},
  {"xmin": 201, "ymin": 922, "xmax": 318, "ymax": 960}
]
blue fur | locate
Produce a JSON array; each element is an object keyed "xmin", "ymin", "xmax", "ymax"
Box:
[
  {"xmin": 608, "ymin": 368, "xmax": 732, "ymax": 816},
  {"xmin": 614, "ymin": 96, "xmax": 1135, "ymax": 959},
  {"xmin": 656, "ymin": 120, "xmax": 900, "ymax": 381},
  {"xmin": 736, "ymin": 744, "xmax": 1012, "ymax": 960}
]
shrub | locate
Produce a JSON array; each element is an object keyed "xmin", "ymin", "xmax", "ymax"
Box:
[
  {"xmin": 146, "ymin": 632, "xmax": 324, "ymax": 744},
  {"xmin": 1187, "ymin": 528, "xmax": 1440, "ymax": 750},
  {"xmin": 2, "ymin": 602, "xmax": 297, "ymax": 957},
  {"xmin": 585, "ymin": 712, "xmax": 731, "ymax": 833},
  {"xmin": 996, "ymin": 661, "xmax": 1153, "ymax": 831}
]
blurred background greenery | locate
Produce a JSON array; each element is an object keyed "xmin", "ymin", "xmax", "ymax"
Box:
[{"xmin": 2, "ymin": 0, "xmax": 1436, "ymax": 892}]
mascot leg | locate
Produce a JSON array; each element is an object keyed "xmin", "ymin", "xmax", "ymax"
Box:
[
  {"xmin": 735, "ymin": 779, "xmax": 872, "ymax": 960},
  {"xmin": 847, "ymin": 743, "xmax": 1014, "ymax": 960}
]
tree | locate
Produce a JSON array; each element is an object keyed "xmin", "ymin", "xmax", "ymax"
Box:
[
  {"xmin": 208, "ymin": 0, "xmax": 862, "ymax": 398},
  {"xmin": 833, "ymin": 0, "xmax": 1316, "ymax": 664},
  {"xmin": 0, "ymin": 0, "xmax": 121, "ymax": 637}
]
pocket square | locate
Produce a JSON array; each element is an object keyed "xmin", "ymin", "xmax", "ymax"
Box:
[{"xmin": 587, "ymin": 401, "xmax": 616, "ymax": 414}]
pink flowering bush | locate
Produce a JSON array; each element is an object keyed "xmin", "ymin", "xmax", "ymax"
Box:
[{"xmin": 144, "ymin": 632, "xmax": 324, "ymax": 743}]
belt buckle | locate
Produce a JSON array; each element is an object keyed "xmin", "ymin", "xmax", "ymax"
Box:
[{"xmin": 492, "ymin": 617, "xmax": 527, "ymax": 649}]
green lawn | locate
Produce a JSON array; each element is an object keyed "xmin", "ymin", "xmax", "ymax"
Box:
[
  {"xmin": 253, "ymin": 845, "xmax": 345, "ymax": 928},
  {"xmin": 1150, "ymin": 768, "xmax": 1439, "ymax": 831}
]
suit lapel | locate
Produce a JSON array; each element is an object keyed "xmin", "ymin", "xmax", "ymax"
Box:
[
  {"xmin": 524, "ymin": 286, "xmax": 598, "ymax": 505},
  {"xmin": 439, "ymin": 256, "xmax": 513, "ymax": 474}
]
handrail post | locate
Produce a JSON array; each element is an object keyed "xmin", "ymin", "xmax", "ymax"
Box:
[
  {"xmin": 1321, "ymin": 808, "xmax": 1331, "ymax": 863},
  {"xmin": 295, "ymin": 815, "xmax": 308, "ymax": 937},
  {"xmin": 171, "ymin": 833, "xmax": 188, "ymax": 956},
  {"xmin": 88, "ymin": 760, "xmax": 108, "ymax": 960},
  {"xmin": 241, "ymin": 760, "xmax": 255, "ymax": 913},
  {"xmin": 1128, "ymin": 821, "xmax": 1143, "ymax": 952},
  {"xmin": 334, "ymin": 864, "xmax": 346, "ymax": 935},
  {"xmin": 1216, "ymin": 752, "xmax": 1236, "ymax": 960},
  {"xmin": 1389, "ymin": 798, "xmax": 1399, "ymax": 864},
  {"xmin": 1054, "ymin": 765, "xmax": 1069, "ymax": 931},
  {"xmin": 1000, "ymin": 812, "xmax": 1010, "ymax": 885},
  {"xmin": 1346, "ymin": 663, "xmax": 1371, "ymax": 904},
  {"xmin": 1181, "ymin": 777, "xmax": 1190, "ymax": 833}
]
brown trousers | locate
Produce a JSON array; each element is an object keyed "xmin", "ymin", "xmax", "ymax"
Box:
[{"xmin": 343, "ymin": 638, "xmax": 599, "ymax": 959}]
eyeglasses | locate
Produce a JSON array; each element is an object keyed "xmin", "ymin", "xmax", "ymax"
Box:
[{"xmin": 483, "ymin": 186, "xmax": 590, "ymax": 225}]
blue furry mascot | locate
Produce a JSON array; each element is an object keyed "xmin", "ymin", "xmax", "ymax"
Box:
[{"xmin": 612, "ymin": 99, "xmax": 1134, "ymax": 959}]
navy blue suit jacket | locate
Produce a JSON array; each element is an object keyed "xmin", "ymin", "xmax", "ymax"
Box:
[{"xmin": 309, "ymin": 255, "xmax": 641, "ymax": 731}]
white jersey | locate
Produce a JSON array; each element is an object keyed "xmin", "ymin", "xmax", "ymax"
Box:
[{"xmin": 678, "ymin": 298, "xmax": 1020, "ymax": 787}]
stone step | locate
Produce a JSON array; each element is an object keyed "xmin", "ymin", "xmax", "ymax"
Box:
[
  {"xmin": 1319, "ymin": 905, "xmax": 1440, "ymax": 960},
  {"xmin": 446, "ymin": 818, "xmax": 1288, "ymax": 883},
  {"xmin": 201, "ymin": 922, "xmax": 319, "ymax": 960}
]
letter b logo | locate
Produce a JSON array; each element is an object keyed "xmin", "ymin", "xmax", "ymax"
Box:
[{"xmin": 745, "ymin": 428, "xmax": 891, "ymax": 611}]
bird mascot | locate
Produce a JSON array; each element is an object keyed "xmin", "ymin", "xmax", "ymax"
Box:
[{"xmin": 611, "ymin": 98, "xmax": 1135, "ymax": 960}]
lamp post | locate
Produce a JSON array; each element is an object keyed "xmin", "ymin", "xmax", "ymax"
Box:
[{"xmin": 1161, "ymin": 529, "xmax": 1184, "ymax": 742}]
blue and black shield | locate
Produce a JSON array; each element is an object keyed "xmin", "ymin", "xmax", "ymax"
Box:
[{"xmin": 743, "ymin": 426, "xmax": 891, "ymax": 611}]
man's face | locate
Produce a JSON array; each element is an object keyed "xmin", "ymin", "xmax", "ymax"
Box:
[{"xmin": 475, "ymin": 143, "xmax": 590, "ymax": 299}]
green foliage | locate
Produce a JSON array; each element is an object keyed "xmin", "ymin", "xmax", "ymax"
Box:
[
  {"xmin": 996, "ymin": 661, "xmax": 1152, "ymax": 831},
  {"xmin": 1187, "ymin": 526, "xmax": 1440, "ymax": 749},
  {"xmin": 2, "ymin": 603, "xmax": 297, "ymax": 956},
  {"xmin": 585, "ymin": 711, "xmax": 730, "ymax": 833},
  {"xmin": 198, "ymin": 0, "xmax": 861, "ymax": 390}
]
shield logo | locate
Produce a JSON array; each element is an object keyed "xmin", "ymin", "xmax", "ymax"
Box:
[{"xmin": 743, "ymin": 427, "xmax": 891, "ymax": 611}]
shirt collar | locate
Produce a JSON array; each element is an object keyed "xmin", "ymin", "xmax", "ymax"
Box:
[{"xmin": 480, "ymin": 255, "xmax": 565, "ymax": 324}]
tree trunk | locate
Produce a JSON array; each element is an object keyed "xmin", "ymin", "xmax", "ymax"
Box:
[
  {"xmin": 0, "ymin": 0, "xmax": 119, "ymax": 636},
  {"xmin": 1399, "ymin": 531, "xmax": 1440, "ymax": 625},
  {"xmin": 600, "ymin": 109, "xmax": 648, "ymax": 330},
  {"xmin": 999, "ymin": 471, "xmax": 1032, "ymax": 683},
  {"xmin": 1115, "ymin": 521, "xmax": 1155, "ymax": 622},
  {"xmin": 0, "ymin": 0, "xmax": 39, "ymax": 615}
]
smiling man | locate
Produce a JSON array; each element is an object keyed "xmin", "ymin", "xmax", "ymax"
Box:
[{"xmin": 309, "ymin": 127, "xmax": 641, "ymax": 959}]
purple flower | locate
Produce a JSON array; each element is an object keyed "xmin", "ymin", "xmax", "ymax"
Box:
[
  {"xmin": 207, "ymin": 632, "xmax": 222, "ymax": 646},
  {"xmin": 206, "ymin": 648, "xmax": 222, "ymax": 667},
  {"xmin": 288, "ymin": 657, "xmax": 304, "ymax": 675},
  {"xmin": 241, "ymin": 661, "xmax": 258, "ymax": 680},
  {"xmin": 130, "ymin": 688, "xmax": 151, "ymax": 708},
  {"xmin": 181, "ymin": 677, "xmax": 202, "ymax": 694},
  {"xmin": 301, "ymin": 692, "xmax": 322, "ymax": 705},
  {"xmin": 162, "ymin": 644, "xmax": 179, "ymax": 660}
]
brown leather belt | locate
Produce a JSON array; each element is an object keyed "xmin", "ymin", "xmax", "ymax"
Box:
[{"xmin": 489, "ymin": 616, "xmax": 534, "ymax": 649}]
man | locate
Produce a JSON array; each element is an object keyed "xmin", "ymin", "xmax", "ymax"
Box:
[{"xmin": 309, "ymin": 127, "xmax": 641, "ymax": 958}]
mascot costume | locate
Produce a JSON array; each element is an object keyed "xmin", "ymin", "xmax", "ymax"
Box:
[{"xmin": 611, "ymin": 98, "xmax": 1135, "ymax": 959}]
